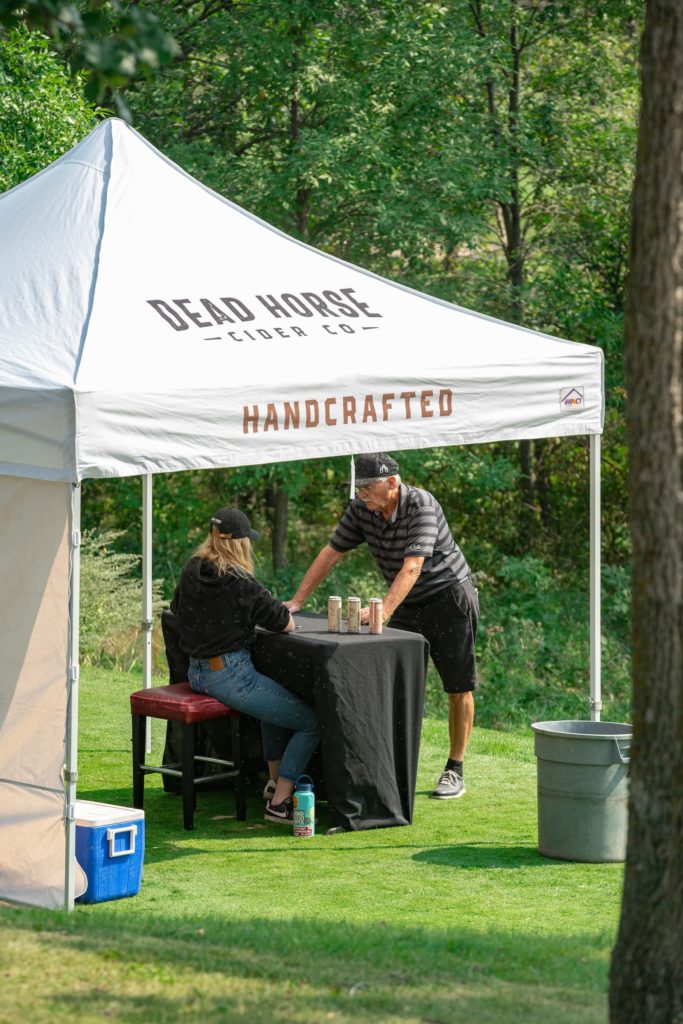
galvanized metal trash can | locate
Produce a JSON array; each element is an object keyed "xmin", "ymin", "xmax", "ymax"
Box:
[{"xmin": 530, "ymin": 720, "xmax": 632, "ymax": 862}]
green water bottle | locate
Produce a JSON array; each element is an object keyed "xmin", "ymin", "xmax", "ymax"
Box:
[{"xmin": 293, "ymin": 775, "xmax": 315, "ymax": 837}]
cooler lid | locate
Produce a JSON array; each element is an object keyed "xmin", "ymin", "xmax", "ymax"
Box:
[{"xmin": 74, "ymin": 799, "xmax": 145, "ymax": 827}]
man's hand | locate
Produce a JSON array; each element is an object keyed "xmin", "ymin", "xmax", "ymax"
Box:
[
  {"xmin": 284, "ymin": 599, "xmax": 302, "ymax": 613},
  {"xmin": 360, "ymin": 605, "xmax": 388, "ymax": 625}
]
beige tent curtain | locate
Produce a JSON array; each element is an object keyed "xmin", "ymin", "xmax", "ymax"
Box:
[{"xmin": 0, "ymin": 477, "xmax": 73, "ymax": 908}]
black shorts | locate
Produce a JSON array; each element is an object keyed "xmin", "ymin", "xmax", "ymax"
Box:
[{"xmin": 389, "ymin": 578, "xmax": 479, "ymax": 694}]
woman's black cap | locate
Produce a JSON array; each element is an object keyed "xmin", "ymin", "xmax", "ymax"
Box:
[{"xmin": 210, "ymin": 507, "xmax": 260, "ymax": 540}]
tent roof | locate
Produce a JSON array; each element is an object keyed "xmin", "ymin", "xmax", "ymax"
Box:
[{"xmin": 0, "ymin": 118, "xmax": 603, "ymax": 483}]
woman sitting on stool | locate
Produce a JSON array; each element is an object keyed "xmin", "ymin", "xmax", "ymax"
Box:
[{"xmin": 171, "ymin": 506, "xmax": 319, "ymax": 825}]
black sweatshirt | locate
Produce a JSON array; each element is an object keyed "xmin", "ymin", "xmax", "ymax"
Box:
[{"xmin": 170, "ymin": 556, "xmax": 290, "ymax": 657}]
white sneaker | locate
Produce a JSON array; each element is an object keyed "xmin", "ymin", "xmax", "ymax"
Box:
[
  {"xmin": 262, "ymin": 779, "xmax": 277, "ymax": 801},
  {"xmin": 431, "ymin": 769, "xmax": 465, "ymax": 799}
]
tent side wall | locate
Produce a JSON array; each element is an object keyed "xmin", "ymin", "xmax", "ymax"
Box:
[{"xmin": 0, "ymin": 477, "xmax": 73, "ymax": 908}]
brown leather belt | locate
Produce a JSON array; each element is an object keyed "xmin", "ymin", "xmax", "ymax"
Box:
[{"xmin": 208, "ymin": 655, "xmax": 223, "ymax": 671}]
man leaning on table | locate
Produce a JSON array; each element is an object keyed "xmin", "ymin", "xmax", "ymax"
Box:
[{"xmin": 285, "ymin": 452, "xmax": 479, "ymax": 800}]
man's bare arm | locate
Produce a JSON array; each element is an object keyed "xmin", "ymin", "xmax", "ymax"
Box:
[
  {"xmin": 360, "ymin": 556, "xmax": 424, "ymax": 623},
  {"xmin": 285, "ymin": 544, "xmax": 345, "ymax": 612}
]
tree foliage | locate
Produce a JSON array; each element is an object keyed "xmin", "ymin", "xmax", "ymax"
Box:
[
  {"xmin": 0, "ymin": 0, "xmax": 178, "ymax": 115},
  {"xmin": 0, "ymin": 24, "xmax": 97, "ymax": 192}
]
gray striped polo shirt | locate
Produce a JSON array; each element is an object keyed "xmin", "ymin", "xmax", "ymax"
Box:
[{"xmin": 329, "ymin": 483, "xmax": 470, "ymax": 607}]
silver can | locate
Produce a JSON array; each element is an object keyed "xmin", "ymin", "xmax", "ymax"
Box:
[
  {"xmin": 347, "ymin": 596, "xmax": 361, "ymax": 633},
  {"xmin": 328, "ymin": 595, "xmax": 342, "ymax": 632},
  {"xmin": 369, "ymin": 597, "xmax": 383, "ymax": 635}
]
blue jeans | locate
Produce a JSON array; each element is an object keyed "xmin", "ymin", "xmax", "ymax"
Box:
[{"xmin": 188, "ymin": 648, "xmax": 319, "ymax": 783}]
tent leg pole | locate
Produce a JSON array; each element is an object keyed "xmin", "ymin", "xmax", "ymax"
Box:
[
  {"xmin": 64, "ymin": 483, "xmax": 81, "ymax": 912},
  {"xmin": 142, "ymin": 474, "xmax": 153, "ymax": 754},
  {"xmin": 589, "ymin": 434, "xmax": 602, "ymax": 722}
]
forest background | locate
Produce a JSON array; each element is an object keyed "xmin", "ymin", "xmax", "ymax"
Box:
[{"xmin": 0, "ymin": 0, "xmax": 642, "ymax": 729}]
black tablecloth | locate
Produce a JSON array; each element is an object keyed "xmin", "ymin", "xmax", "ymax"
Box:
[{"xmin": 251, "ymin": 614, "xmax": 429, "ymax": 831}]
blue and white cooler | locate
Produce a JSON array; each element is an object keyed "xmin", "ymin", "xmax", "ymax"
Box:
[{"xmin": 75, "ymin": 800, "xmax": 145, "ymax": 904}]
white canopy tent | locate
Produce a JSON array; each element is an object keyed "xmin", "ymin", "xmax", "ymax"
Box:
[{"xmin": 0, "ymin": 118, "xmax": 604, "ymax": 911}]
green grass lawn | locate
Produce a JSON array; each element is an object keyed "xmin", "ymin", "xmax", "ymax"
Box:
[{"xmin": 0, "ymin": 667, "xmax": 623, "ymax": 1024}]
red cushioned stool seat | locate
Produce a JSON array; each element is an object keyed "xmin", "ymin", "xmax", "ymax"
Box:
[
  {"xmin": 130, "ymin": 682, "xmax": 237, "ymax": 724},
  {"xmin": 130, "ymin": 683, "xmax": 246, "ymax": 830}
]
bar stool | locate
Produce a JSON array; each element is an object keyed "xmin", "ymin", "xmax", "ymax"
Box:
[{"xmin": 130, "ymin": 682, "xmax": 247, "ymax": 830}]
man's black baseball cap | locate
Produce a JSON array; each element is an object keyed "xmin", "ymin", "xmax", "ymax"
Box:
[
  {"xmin": 346, "ymin": 452, "xmax": 399, "ymax": 486},
  {"xmin": 210, "ymin": 507, "xmax": 260, "ymax": 540}
]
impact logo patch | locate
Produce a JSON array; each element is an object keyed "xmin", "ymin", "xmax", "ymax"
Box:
[{"xmin": 560, "ymin": 386, "xmax": 585, "ymax": 412}]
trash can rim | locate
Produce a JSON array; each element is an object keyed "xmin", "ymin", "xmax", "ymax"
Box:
[{"xmin": 531, "ymin": 719, "xmax": 632, "ymax": 739}]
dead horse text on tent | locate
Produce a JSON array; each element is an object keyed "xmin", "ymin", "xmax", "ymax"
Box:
[{"xmin": 146, "ymin": 286, "xmax": 384, "ymax": 342}]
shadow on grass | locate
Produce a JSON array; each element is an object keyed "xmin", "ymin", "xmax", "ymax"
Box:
[
  {"xmin": 2, "ymin": 906, "xmax": 610, "ymax": 1024},
  {"xmin": 413, "ymin": 842, "xmax": 558, "ymax": 870},
  {"xmin": 76, "ymin": 787, "xmax": 559, "ymax": 872},
  {"xmin": 77, "ymin": 785, "xmax": 340, "ymax": 864}
]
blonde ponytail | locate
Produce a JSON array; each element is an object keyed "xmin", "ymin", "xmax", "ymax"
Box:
[{"xmin": 194, "ymin": 529, "xmax": 255, "ymax": 578}]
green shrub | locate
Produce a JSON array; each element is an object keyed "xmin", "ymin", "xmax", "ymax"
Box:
[
  {"xmin": 474, "ymin": 555, "xmax": 631, "ymax": 729},
  {"xmin": 80, "ymin": 530, "xmax": 164, "ymax": 670}
]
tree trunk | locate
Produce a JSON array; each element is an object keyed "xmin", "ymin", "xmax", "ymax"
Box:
[
  {"xmin": 534, "ymin": 438, "xmax": 553, "ymax": 531},
  {"xmin": 466, "ymin": 4, "xmax": 534, "ymax": 532},
  {"xmin": 290, "ymin": 94, "xmax": 310, "ymax": 237},
  {"xmin": 266, "ymin": 90, "xmax": 306, "ymax": 558},
  {"xmin": 498, "ymin": 9, "xmax": 537, "ymax": 541},
  {"xmin": 272, "ymin": 483, "xmax": 289, "ymax": 570},
  {"xmin": 519, "ymin": 438, "xmax": 535, "ymax": 516},
  {"xmin": 609, "ymin": 3, "xmax": 683, "ymax": 1021}
]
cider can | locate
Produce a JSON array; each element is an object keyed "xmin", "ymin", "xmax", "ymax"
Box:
[
  {"xmin": 369, "ymin": 597, "xmax": 383, "ymax": 634},
  {"xmin": 347, "ymin": 596, "xmax": 361, "ymax": 633},
  {"xmin": 328, "ymin": 595, "xmax": 342, "ymax": 632}
]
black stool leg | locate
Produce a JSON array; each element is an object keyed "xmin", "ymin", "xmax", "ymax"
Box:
[
  {"xmin": 132, "ymin": 713, "xmax": 146, "ymax": 810},
  {"xmin": 231, "ymin": 714, "xmax": 247, "ymax": 821},
  {"xmin": 181, "ymin": 721, "xmax": 196, "ymax": 830}
]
